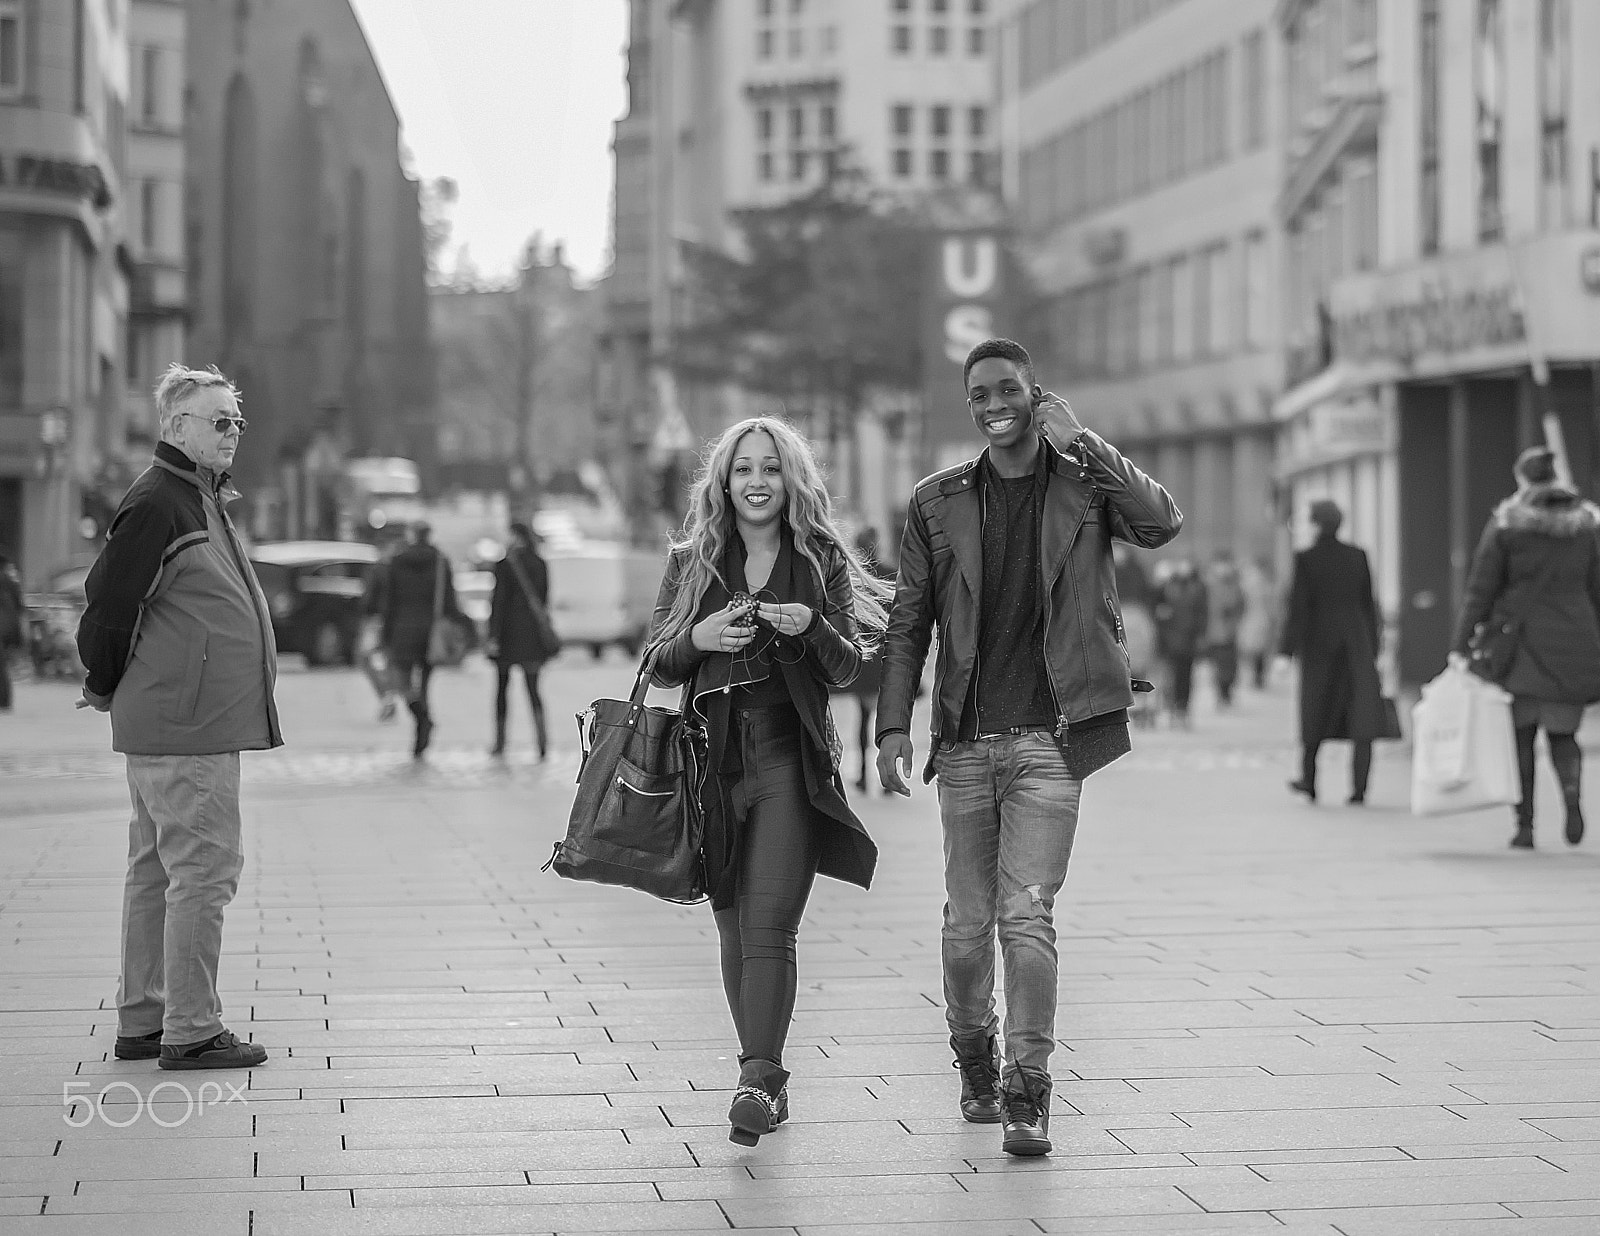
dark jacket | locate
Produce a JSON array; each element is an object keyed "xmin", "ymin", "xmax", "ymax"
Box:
[
  {"xmin": 1280, "ymin": 533, "xmax": 1386, "ymax": 743},
  {"xmin": 76, "ymin": 442, "xmax": 282, "ymax": 755},
  {"xmin": 1451, "ymin": 482, "xmax": 1600, "ymax": 704},
  {"xmin": 876, "ymin": 430, "xmax": 1183, "ymax": 780},
  {"xmin": 0, "ymin": 557, "xmax": 20, "ymax": 649},
  {"xmin": 489, "ymin": 545, "xmax": 553, "ymax": 665},
  {"xmin": 649, "ymin": 530, "xmax": 876, "ymax": 903},
  {"xmin": 1154, "ymin": 573, "xmax": 1209, "ymax": 659},
  {"xmin": 379, "ymin": 542, "xmax": 461, "ymax": 664}
]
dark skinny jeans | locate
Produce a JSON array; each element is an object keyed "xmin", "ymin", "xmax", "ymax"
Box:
[{"xmin": 714, "ymin": 703, "xmax": 821, "ymax": 1068}]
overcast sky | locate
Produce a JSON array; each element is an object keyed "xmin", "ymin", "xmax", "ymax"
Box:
[{"xmin": 349, "ymin": 0, "xmax": 630, "ymax": 285}]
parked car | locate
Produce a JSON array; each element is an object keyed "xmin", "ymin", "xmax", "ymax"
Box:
[
  {"xmin": 21, "ymin": 559, "xmax": 94, "ymax": 680},
  {"xmin": 546, "ymin": 544, "xmax": 662, "ymax": 659},
  {"xmin": 248, "ymin": 541, "xmax": 382, "ymax": 666}
]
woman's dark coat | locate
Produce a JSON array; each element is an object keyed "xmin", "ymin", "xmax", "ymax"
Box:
[
  {"xmin": 1452, "ymin": 481, "xmax": 1600, "ymax": 704},
  {"xmin": 649, "ymin": 530, "xmax": 877, "ymax": 907},
  {"xmin": 379, "ymin": 541, "xmax": 461, "ymax": 664},
  {"xmin": 1154, "ymin": 574, "xmax": 1209, "ymax": 659},
  {"xmin": 489, "ymin": 545, "xmax": 553, "ymax": 665},
  {"xmin": 1280, "ymin": 532, "xmax": 1386, "ymax": 743}
]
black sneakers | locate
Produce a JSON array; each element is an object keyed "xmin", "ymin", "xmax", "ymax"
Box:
[
  {"xmin": 951, "ymin": 1031, "xmax": 1002, "ymax": 1123},
  {"xmin": 158, "ymin": 1029, "xmax": 267, "ymax": 1071},
  {"xmin": 1000, "ymin": 1068, "xmax": 1053, "ymax": 1157},
  {"xmin": 113, "ymin": 1029, "xmax": 163, "ymax": 1060}
]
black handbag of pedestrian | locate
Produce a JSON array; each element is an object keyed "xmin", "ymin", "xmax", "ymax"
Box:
[
  {"xmin": 543, "ymin": 648, "xmax": 709, "ymax": 904},
  {"xmin": 1466, "ymin": 553, "xmax": 1565, "ymax": 683}
]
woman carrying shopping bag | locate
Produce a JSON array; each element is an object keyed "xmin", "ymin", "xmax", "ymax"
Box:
[
  {"xmin": 487, "ymin": 521, "xmax": 560, "ymax": 758},
  {"xmin": 1452, "ymin": 445, "xmax": 1600, "ymax": 849},
  {"xmin": 646, "ymin": 416, "xmax": 892, "ymax": 1147}
]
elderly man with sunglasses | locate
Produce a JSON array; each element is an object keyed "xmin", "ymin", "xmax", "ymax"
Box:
[{"xmin": 77, "ymin": 362, "xmax": 280, "ymax": 1071}]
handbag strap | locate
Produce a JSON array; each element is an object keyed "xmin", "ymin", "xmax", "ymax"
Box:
[{"xmin": 506, "ymin": 551, "xmax": 549, "ymax": 622}]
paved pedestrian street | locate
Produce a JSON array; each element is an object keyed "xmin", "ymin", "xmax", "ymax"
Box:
[{"xmin": 3, "ymin": 658, "xmax": 1600, "ymax": 1234}]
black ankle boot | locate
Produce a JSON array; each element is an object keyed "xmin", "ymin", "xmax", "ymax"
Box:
[
  {"xmin": 728, "ymin": 1057, "xmax": 789, "ymax": 1146},
  {"xmin": 1551, "ymin": 743, "xmax": 1585, "ymax": 845},
  {"xmin": 950, "ymin": 1031, "xmax": 1002, "ymax": 1123},
  {"xmin": 1510, "ymin": 804, "xmax": 1535, "ymax": 850},
  {"xmin": 490, "ymin": 717, "xmax": 506, "ymax": 757},
  {"xmin": 410, "ymin": 702, "xmax": 433, "ymax": 758}
]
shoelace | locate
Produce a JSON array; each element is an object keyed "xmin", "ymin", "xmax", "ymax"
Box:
[
  {"xmin": 1003, "ymin": 1078, "xmax": 1045, "ymax": 1125},
  {"xmin": 953, "ymin": 1055, "xmax": 998, "ymax": 1098}
]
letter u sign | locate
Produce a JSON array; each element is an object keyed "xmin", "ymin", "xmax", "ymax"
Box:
[{"xmin": 942, "ymin": 237, "xmax": 998, "ymax": 298}]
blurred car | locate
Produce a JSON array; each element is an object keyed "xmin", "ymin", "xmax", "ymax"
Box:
[
  {"xmin": 547, "ymin": 544, "xmax": 662, "ymax": 659},
  {"xmin": 248, "ymin": 541, "xmax": 382, "ymax": 666},
  {"xmin": 454, "ymin": 568, "xmax": 494, "ymax": 644},
  {"xmin": 21, "ymin": 558, "xmax": 94, "ymax": 680}
]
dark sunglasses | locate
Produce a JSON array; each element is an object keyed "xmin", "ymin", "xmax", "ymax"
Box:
[{"xmin": 181, "ymin": 411, "xmax": 248, "ymax": 435}]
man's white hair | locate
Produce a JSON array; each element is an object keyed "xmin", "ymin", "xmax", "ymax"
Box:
[{"xmin": 153, "ymin": 363, "xmax": 241, "ymax": 432}]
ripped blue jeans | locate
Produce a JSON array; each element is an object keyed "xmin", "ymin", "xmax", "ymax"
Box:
[{"xmin": 935, "ymin": 732, "xmax": 1082, "ymax": 1075}]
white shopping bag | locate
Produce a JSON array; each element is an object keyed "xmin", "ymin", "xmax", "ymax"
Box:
[{"xmin": 1411, "ymin": 663, "xmax": 1519, "ymax": 816}]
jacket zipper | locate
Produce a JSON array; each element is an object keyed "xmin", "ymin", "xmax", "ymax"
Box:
[
  {"xmin": 973, "ymin": 481, "xmax": 986, "ymax": 737},
  {"xmin": 211, "ymin": 477, "xmax": 280, "ymax": 744},
  {"xmin": 1046, "ymin": 489, "xmax": 1097, "ymax": 738}
]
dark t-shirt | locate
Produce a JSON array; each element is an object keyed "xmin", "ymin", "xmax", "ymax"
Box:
[{"xmin": 959, "ymin": 462, "xmax": 1057, "ymax": 738}]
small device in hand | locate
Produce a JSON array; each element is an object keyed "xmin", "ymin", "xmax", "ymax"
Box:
[{"xmin": 730, "ymin": 591, "xmax": 759, "ymax": 631}]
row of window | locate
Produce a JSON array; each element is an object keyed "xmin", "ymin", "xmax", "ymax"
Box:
[
  {"xmin": 756, "ymin": 24, "xmax": 839, "ymax": 60},
  {"xmin": 757, "ymin": 147, "xmax": 844, "ymax": 185},
  {"xmin": 1017, "ymin": 0, "xmax": 1184, "ymax": 93},
  {"xmin": 1019, "ymin": 46, "xmax": 1237, "ymax": 233},
  {"xmin": 890, "ymin": 23, "xmax": 986, "ymax": 56},
  {"xmin": 1046, "ymin": 233, "xmax": 1272, "ymax": 381},
  {"xmin": 890, "ymin": 147, "xmax": 990, "ymax": 185},
  {"xmin": 755, "ymin": 102, "xmax": 837, "ymax": 144},
  {"xmin": 891, "ymin": 0, "xmax": 989, "ymax": 12},
  {"xmin": 891, "ymin": 103, "xmax": 986, "ymax": 141}
]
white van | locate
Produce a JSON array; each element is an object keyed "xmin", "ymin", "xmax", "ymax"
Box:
[{"xmin": 546, "ymin": 544, "xmax": 664, "ymax": 658}]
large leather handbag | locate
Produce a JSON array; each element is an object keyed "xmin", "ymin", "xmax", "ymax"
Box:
[
  {"xmin": 544, "ymin": 648, "xmax": 709, "ymax": 903},
  {"xmin": 1466, "ymin": 552, "xmax": 1564, "ymax": 685}
]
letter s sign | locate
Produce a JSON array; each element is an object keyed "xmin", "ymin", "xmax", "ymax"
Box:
[{"xmin": 944, "ymin": 305, "xmax": 995, "ymax": 363}]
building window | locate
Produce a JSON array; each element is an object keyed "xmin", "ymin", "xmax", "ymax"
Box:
[
  {"xmin": 930, "ymin": 26, "xmax": 949, "ymax": 54},
  {"xmin": 758, "ymin": 27, "xmax": 774, "ymax": 58},
  {"xmin": 0, "ymin": 224, "xmax": 22, "ymax": 406},
  {"xmin": 1242, "ymin": 230, "xmax": 1269, "ymax": 349},
  {"xmin": 1206, "ymin": 242, "xmax": 1231, "ymax": 355},
  {"xmin": 791, "ymin": 150, "xmax": 810, "ymax": 181},
  {"xmin": 1418, "ymin": 0, "xmax": 1441, "ymax": 255},
  {"xmin": 932, "ymin": 0, "xmax": 948, "ymax": 10},
  {"xmin": 788, "ymin": 27, "xmax": 803, "ymax": 57},
  {"xmin": 1539, "ymin": 0, "xmax": 1570, "ymax": 229},
  {"xmin": 930, "ymin": 149, "xmax": 950, "ymax": 180},
  {"xmin": 931, "ymin": 105, "xmax": 951, "ymax": 138},
  {"xmin": 969, "ymin": 106, "xmax": 987, "ymax": 139},
  {"xmin": 968, "ymin": 150, "xmax": 987, "ymax": 184},
  {"xmin": 789, "ymin": 106, "xmax": 805, "ymax": 140},
  {"xmin": 893, "ymin": 148, "xmax": 913, "ymax": 178},
  {"xmin": 140, "ymin": 45, "xmax": 160, "ymax": 125},
  {"xmin": 760, "ymin": 0, "xmax": 774, "ymax": 14},
  {"xmin": 820, "ymin": 105, "xmax": 836, "ymax": 140},
  {"xmin": 758, "ymin": 151, "xmax": 774, "ymax": 182},
  {"xmin": 1169, "ymin": 255, "xmax": 1193, "ymax": 363},
  {"xmin": 970, "ymin": 0, "xmax": 986, "ymax": 11},
  {"xmin": 72, "ymin": 0, "xmax": 86, "ymax": 113},
  {"xmin": 1241, "ymin": 30, "xmax": 1264, "ymax": 151},
  {"xmin": 140, "ymin": 179, "xmax": 158, "ymax": 253},
  {"xmin": 822, "ymin": 25, "xmax": 838, "ymax": 54},
  {"xmin": 1475, "ymin": 0, "xmax": 1504, "ymax": 241},
  {"xmin": 1347, "ymin": 159, "xmax": 1378, "ymax": 271},
  {"xmin": 892, "ymin": 0, "xmax": 910, "ymax": 9},
  {"xmin": 0, "ymin": 0, "xmax": 23, "ymax": 98},
  {"xmin": 757, "ymin": 107, "xmax": 773, "ymax": 141},
  {"xmin": 968, "ymin": 26, "xmax": 985, "ymax": 55},
  {"xmin": 891, "ymin": 25, "xmax": 911, "ymax": 54},
  {"xmin": 892, "ymin": 104, "xmax": 913, "ymax": 137}
]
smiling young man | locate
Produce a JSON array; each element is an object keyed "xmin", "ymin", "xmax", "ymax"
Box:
[{"xmin": 875, "ymin": 338, "xmax": 1182, "ymax": 1155}]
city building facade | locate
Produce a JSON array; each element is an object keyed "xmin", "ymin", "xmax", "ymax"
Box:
[
  {"xmin": 1277, "ymin": 0, "xmax": 1600, "ymax": 683},
  {"xmin": 184, "ymin": 0, "xmax": 431, "ymax": 540},
  {"xmin": 995, "ymin": 0, "xmax": 1287, "ymax": 566},
  {"xmin": 123, "ymin": 0, "xmax": 186, "ymax": 450},
  {"xmin": 0, "ymin": 0, "xmax": 131, "ymax": 586}
]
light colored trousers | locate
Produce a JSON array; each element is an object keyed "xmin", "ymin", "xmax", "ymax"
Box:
[
  {"xmin": 936, "ymin": 732, "xmax": 1083, "ymax": 1075},
  {"xmin": 118, "ymin": 753, "xmax": 244, "ymax": 1044}
]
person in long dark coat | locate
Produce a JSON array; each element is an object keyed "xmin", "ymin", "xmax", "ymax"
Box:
[
  {"xmin": 1452, "ymin": 445, "xmax": 1600, "ymax": 849},
  {"xmin": 0, "ymin": 546, "xmax": 20, "ymax": 711},
  {"xmin": 1154, "ymin": 559, "xmax": 1208, "ymax": 726},
  {"xmin": 378, "ymin": 520, "xmax": 464, "ymax": 758},
  {"xmin": 1280, "ymin": 499, "xmax": 1386, "ymax": 804},
  {"xmin": 487, "ymin": 520, "xmax": 557, "ymax": 758}
]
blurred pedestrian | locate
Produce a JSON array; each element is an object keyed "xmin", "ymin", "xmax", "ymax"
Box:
[
  {"xmin": 1154, "ymin": 559, "xmax": 1208, "ymax": 726},
  {"xmin": 75, "ymin": 362, "xmax": 276, "ymax": 1070},
  {"xmin": 1205, "ymin": 551, "xmax": 1246, "ymax": 707},
  {"xmin": 876, "ymin": 338, "xmax": 1182, "ymax": 1158},
  {"xmin": 648, "ymin": 416, "xmax": 891, "ymax": 1147},
  {"xmin": 837, "ymin": 526, "xmax": 894, "ymax": 791},
  {"xmin": 1281, "ymin": 500, "xmax": 1385, "ymax": 805},
  {"xmin": 487, "ymin": 520, "xmax": 558, "ymax": 758},
  {"xmin": 1452, "ymin": 446, "xmax": 1600, "ymax": 849},
  {"xmin": 0, "ymin": 546, "xmax": 21, "ymax": 711},
  {"xmin": 1238, "ymin": 555, "xmax": 1279, "ymax": 690},
  {"xmin": 377, "ymin": 520, "xmax": 465, "ymax": 758},
  {"xmin": 360, "ymin": 540, "xmax": 402, "ymax": 723}
]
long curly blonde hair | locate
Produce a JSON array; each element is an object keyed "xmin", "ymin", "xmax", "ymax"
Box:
[{"xmin": 656, "ymin": 416, "xmax": 894, "ymax": 647}]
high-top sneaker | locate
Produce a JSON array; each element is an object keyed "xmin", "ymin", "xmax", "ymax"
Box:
[
  {"xmin": 728, "ymin": 1057, "xmax": 789, "ymax": 1146},
  {"xmin": 1000, "ymin": 1066, "xmax": 1053, "ymax": 1157},
  {"xmin": 950, "ymin": 1030, "xmax": 1002, "ymax": 1123}
]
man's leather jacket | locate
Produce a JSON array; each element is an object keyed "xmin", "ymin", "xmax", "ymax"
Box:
[{"xmin": 876, "ymin": 431, "xmax": 1182, "ymax": 779}]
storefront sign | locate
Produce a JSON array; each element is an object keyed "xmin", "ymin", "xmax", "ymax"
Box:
[
  {"xmin": 0, "ymin": 155, "xmax": 113, "ymax": 210},
  {"xmin": 1309, "ymin": 396, "xmax": 1385, "ymax": 452},
  {"xmin": 1333, "ymin": 278, "xmax": 1524, "ymax": 366}
]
